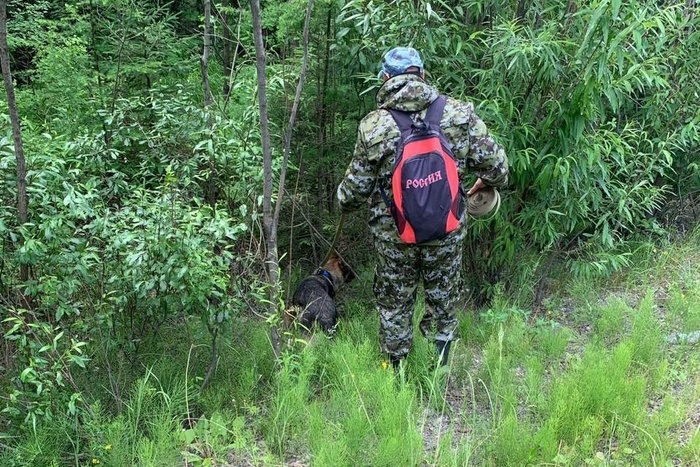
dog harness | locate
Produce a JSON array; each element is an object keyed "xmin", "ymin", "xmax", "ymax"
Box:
[{"xmin": 314, "ymin": 268, "xmax": 336, "ymax": 298}]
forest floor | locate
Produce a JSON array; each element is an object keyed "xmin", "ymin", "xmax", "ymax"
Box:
[
  {"xmin": 270, "ymin": 227, "xmax": 700, "ymax": 466},
  {"xmin": 207, "ymin": 261, "xmax": 700, "ymax": 466}
]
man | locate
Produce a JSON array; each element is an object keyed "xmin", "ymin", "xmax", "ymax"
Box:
[{"xmin": 337, "ymin": 46, "xmax": 509, "ymax": 369}]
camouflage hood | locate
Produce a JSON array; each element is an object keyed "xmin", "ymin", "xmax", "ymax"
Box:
[{"xmin": 376, "ymin": 74, "xmax": 440, "ymax": 113}]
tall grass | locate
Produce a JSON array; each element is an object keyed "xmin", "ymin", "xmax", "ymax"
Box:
[
  {"xmin": 4, "ymin": 232, "xmax": 700, "ymax": 466},
  {"xmin": 266, "ymin": 321, "xmax": 424, "ymax": 466}
]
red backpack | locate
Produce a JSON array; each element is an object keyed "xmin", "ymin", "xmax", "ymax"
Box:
[{"xmin": 379, "ymin": 95, "xmax": 463, "ymax": 244}]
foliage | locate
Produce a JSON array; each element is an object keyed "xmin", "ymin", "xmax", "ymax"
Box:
[
  {"xmin": 335, "ymin": 0, "xmax": 699, "ymax": 289},
  {"xmin": 2, "ymin": 230, "xmax": 700, "ymax": 464},
  {"xmin": 1, "ymin": 0, "xmax": 700, "ymax": 463},
  {"xmin": 101, "ymin": 180, "xmax": 248, "ymax": 343},
  {"xmin": 2, "ymin": 308, "xmax": 88, "ymax": 431},
  {"xmin": 2, "ymin": 59, "xmax": 265, "ymax": 433}
]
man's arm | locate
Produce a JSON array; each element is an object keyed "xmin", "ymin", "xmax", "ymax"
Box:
[{"xmin": 465, "ymin": 114, "xmax": 509, "ymax": 188}]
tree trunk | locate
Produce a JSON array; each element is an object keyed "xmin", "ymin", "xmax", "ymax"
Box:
[
  {"xmin": 201, "ymin": 1, "xmax": 213, "ymax": 130},
  {"xmin": 250, "ymin": 0, "xmax": 281, "ymax": 359},
  {"xmin": 201, "ymin": 0, "xmax": 216, "ymax": 208},
  {"xmin": 274, "ymin": 0, "xmax": 314, "ymax": 225},
  {"xmin": 320, "ymin": 7, "xmax": 333, "ymax": 216},
  {"xmin": 0, "ymin": 0, "xmax": 29, "ymax": 285},
  {"xmin": 221, "ymin": 0, "xmax": 232, "ymax": 100},
  {"xmin": 313, "ymin": 7, "xmax": 332, "ymax": 225},
  {"xmin": 200, "ymin": 0, "xmax": 220, "ymax": 386},
  {"xmin": 88, "ymin": 0, "xmax": 112, "ymax": 148}
]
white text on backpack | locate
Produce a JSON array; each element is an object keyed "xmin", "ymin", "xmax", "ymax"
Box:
[{"xmin": 405, "ymin": 170, "xmax": 443, "ymax": 189}]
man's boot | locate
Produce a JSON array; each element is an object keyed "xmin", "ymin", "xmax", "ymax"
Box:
[
  {"xmin": 390, "ymin": 355, "xmax": 402, "ymax": 370},
  {"xmin": 436, "ymin": 340, "xmax": 452, "ymax": 367}
]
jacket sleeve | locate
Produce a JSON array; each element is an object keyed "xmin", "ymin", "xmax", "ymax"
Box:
[
  {"xmin": 445, "ymin": 99, "xmax": 509, "ymax": 188},
  {"xmin": 337, "ymin": 126, "xmax": 378, "ymax": 212},
  {"xmin": 464, "ymin": 114, "xmax": 509, "ymax": 188}
]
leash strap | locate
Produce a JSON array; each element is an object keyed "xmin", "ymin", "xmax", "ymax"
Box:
[{"xmin": 321, "ymin": 212, "xmax": 345, "ymax": 265}]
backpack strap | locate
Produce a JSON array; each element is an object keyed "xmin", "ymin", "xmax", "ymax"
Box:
[
  {"xmin": 388, "ymin": 108, "xmax": 414, "ymax": 133},
  {"xmin": 378, "ymin": 184, "xmax": 392, "ymax": 210},
  {"xmin": 380, "ymin": 108, "xmax": 410, "ymax": 208},
  {"xmin": 424, "ymin": 95, "xmax": 447, "ymax": 128},
  {"xmin": 388, "ymin": 95, "xmax": 447, "ymax": 132}
]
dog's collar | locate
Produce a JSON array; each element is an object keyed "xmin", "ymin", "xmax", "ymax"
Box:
[{"xmin": 315, "ymin": 268, "xmax": 335, "ymax": 296}]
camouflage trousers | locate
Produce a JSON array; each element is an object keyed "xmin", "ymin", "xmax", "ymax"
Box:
[{"xmin": 372, "ymin": 237, "xmax": 463, "ymax": 359}]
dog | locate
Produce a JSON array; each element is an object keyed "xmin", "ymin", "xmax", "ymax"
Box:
[{"xmin": 286, "ymin": 252, "xmax": 355, "ymax": 333}]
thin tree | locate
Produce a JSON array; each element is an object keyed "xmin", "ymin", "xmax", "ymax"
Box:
[
  {"xmin": 200, "ymin": 0, "xmax": 220, "ymax": 390},
  {"xmin": 221, "ymin": 2, "xmax": 243, "ymax": 112},
  {"xmin": 221, "ymin": 0, "xmax": 233, "ymax": 99},
  {"xmin": 250, "ymin": 0, "xmax": 314, "ymax": 359},
  {"xmin": 250, "ymin": 0, "xmax": 280, "ymax": 357},
  {"xmin": 274, "ymin": 0, "xmax": 314, "ymax": 229},
  {"xmin": 313, "ymin": 6, "xmax": 332, "ymax": 221},
  {"xmin": 516, "ymin": 0, "xmax": 526, "ymax": 23},
  {"xmin": 0, "ymin": 0, "xmax": 29, "ymax": 286},
  {"xmin": 201, "ymin": 0, "xmax": 216, "ymax": 208}
]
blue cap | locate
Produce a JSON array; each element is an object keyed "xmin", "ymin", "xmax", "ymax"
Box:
[{"xmin": 378, "ymin": 47, "xmax": 424, "ymax": 79}]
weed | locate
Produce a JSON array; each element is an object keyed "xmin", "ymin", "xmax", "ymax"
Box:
[
  {"xmin": 593, "ymin": 296, "xmax": 630, "ymax": 344},
  {"xmin": 5, "ymin": 230, "xmax": 700, "ymax": 466}
]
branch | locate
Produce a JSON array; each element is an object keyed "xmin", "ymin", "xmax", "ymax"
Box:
[{"xmin": 272, "ymin": 0, "xmax": 315, "ymax": 231}]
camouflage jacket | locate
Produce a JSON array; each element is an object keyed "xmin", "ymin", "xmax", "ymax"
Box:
[{"xmin": 337, "ymin": 74, "xmax": 509, "ymax": 243}]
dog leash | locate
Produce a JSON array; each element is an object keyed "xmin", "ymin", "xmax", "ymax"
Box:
[{"xmin": 321, "ymin": 212, "xmax": 346, "ymax": 265}]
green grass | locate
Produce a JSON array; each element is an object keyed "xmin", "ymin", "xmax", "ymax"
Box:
[{"xmin": 4, "ymin": 232, "xmax": 700, "ymax": 466}]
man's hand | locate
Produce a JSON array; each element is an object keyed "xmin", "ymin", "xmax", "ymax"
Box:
[{"xmin": 467, "ymin": 178, "xmax": 486, "ymax": 196}]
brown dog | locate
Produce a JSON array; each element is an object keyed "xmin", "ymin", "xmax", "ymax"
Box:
[{"xmin": 286, "ymin": 252, "xmax": 355, "ymax": 333}]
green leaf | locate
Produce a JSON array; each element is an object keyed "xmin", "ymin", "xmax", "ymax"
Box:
[{"xmin": 53, "ymin": 331, "xmax": 64, "ymax": 349}]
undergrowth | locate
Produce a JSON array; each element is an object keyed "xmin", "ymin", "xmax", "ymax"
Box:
[{"xmin": 3, "ymin": 231, "xmax": 700, "ymax": 466}]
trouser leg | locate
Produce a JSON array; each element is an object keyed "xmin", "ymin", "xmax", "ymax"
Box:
[
  {"xmin": 373, "ymin": 239, "xmax": 419, "ymax": 361},
  {"xmin": 419, "ymin": 240, "xmax": 462, "ymax": 364}
]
